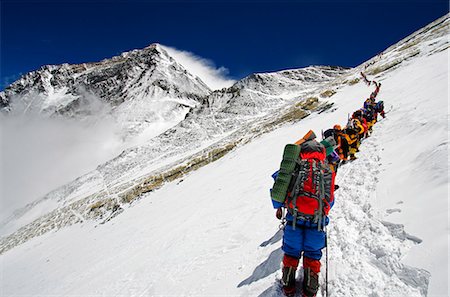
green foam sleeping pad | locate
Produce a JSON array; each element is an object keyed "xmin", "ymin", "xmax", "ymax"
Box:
[{"xmin": 271, "ymin": 144, "xmax": 301, "ymax": 203}]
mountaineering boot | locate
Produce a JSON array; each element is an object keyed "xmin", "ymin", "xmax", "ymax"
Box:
[
  {"xmin": 281, "ymin": 255, "xmax": 299, "ymax": 297},
  {"xmin": 281, "ymin": 266, "xmax": 296, "ymax": 297},
  {"xmin": 302, "ymin": 267, "xmax": 319, "ymax": 297},
  {"xmin": 302, "ymin": 257, "xmax": 321, "ymax": 297}
]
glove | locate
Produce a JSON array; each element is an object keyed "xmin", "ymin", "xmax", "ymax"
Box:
[{"xmin": 276, "ymin": 208, "xmax": 283, "ymax": 220}]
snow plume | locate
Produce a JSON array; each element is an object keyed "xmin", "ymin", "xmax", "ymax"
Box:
[
  {"xmin": 162, "ymin": 45, "xmax": 236, "ymax": 90},
  {"xmin": 0, "ymin": 93, "xmax": 124, "ymax": 220}
]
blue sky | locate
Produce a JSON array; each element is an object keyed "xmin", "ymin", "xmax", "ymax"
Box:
[{"xmin": 1, "ymin": 0, "xmax": 448, "ymax": 90}]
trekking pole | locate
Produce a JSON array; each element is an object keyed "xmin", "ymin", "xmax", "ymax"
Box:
[{"xmin": 325, "ymin": 223, "xmax": 329, "ymax": 297}]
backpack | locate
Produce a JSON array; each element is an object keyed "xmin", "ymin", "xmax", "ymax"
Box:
[
  {"xmin": 364, "ymin": 106, "xmax": 375, "ymax": 122},
  {"xmin": 271, "ymin": 131, "xmax": 317, "ymax": 203},
  {"xmin": 346, "ymin": 118, "xmax": 358, "ymax": 132},
  {"xmin": 375, "ymin": 101, "xmax": 384, "ymax": 113},
  {"xmin": 350, "ymin": 118, "xmax": 364, "ymax": 134},
  {"xmin": 271, "ymin": 139, "xmax": 333, "ymax": 230},
  {"xmin": 323, "ymin": 128, "xmax": 335, "ymax": 139}
]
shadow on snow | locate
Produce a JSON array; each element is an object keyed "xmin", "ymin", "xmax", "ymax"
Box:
[{"xmin": 238, "ymin": 229, "xmax": 284, "ymax": 288}]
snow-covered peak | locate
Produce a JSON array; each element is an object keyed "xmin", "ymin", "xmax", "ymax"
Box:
[
  {"xmin": 0, "ymin": 43, "xmax": 217, "ymax": 145},
  {"xmin": 0, "ymin": 43, "xmax": 211, "ymax": 115}
]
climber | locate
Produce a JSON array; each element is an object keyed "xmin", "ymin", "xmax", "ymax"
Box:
[
  {"xmin": 271, "ymin": 131, "xmax": 336, "ymax": 297},
  {"xmin": 323, "ymin": 125, "xmax": 349, "ymax": 165},
  {"xmin": 333, "ymin": 125, "xmax": 350, "ymax": 162},
  {"xmin": 352, "ymin": 110, "xmax": 367, "ymax": 139},
  {"xmin": 374, "ymin": 100, "xmax": 385, "ymax": 119},
  {"xmin": 345, "ymin": 118, "xmax": 362, "ymax": 161},
  {"xmin": 363, "ymin": 106, "xmax": 376, "ymax": 136}
]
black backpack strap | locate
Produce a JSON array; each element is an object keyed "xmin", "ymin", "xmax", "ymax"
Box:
[
  {"xmin": 316, "ymin": 161, "xmax": 325, "ymax": 231},
  {"xmin": 287, "ymin": 159, "xmax": 328, "ymax": 231},
  {"xmin": 286, "ymin": 159, "xmax": 308, "ymax": 229}
]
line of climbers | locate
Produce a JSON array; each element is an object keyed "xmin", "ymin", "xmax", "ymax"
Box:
[
  {"xmin": 270, "ymin": 72, "xmax": 385, "ymax": 297},
  {"xmin": 363, "ymin": 52, "xmax": 383, "ymax": 69},
  {"xmin": 325, "ymin": 81, "xmax": 384, "ymax": 163}
]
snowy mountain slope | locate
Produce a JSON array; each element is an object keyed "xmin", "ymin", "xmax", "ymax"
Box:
[
  {"xmin": 2, "ymin": 42, "xmax": 447, "ymax": 296},
  {"xmin": 362, "ymin": 13, "xmax": 448, "ymax": 77},
  {"xmin": 1, "ymin": 13, "xmax": 448, "ymax": 297},
  {"xmin": 0, "ymin": 13, "xmax": 447, "ymax": 251},
  {"xmin": 0, "ymin": 64, "xmax": 349, "ymax": 241},
  {"xmin": 368, "ymin": 51, "xmax": 448, "ymax": 297}
]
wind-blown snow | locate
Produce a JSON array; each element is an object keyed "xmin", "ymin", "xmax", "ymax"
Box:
[{"xmin": 162, "ymin": 45, "xmax": 236, "ymax": 90}]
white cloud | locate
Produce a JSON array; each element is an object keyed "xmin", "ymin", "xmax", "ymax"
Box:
[
  {"xmin": 0, "ymin": 95, "xmax": 125, "ymax": 219},
  {"xmin": 161, "ymin": 45, "xmax": 236, "ymax": 90}
]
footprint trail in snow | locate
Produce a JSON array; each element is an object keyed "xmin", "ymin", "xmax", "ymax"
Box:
[{"xmin": 250, "ymin": 114, "xmax": 431, "ymax": 297}]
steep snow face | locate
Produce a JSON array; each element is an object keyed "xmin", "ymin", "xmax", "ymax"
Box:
[
  {"xmin": 1, "ymin": 30, "xmax": 448, "ymax": 296},
  {"xmin": 371, "ymin": 47, "xmax": 448, "ymax": 297}
]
